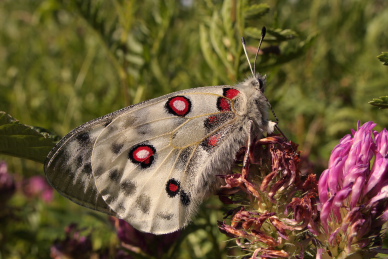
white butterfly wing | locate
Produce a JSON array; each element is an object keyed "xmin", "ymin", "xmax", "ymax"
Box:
[
  {"xmin": 45, "ymin": 77, "xmax": 271, "ymax": 234},
  {"xmin": 91, "ymin": 87, "xmax": 247, "ymax": 234}
]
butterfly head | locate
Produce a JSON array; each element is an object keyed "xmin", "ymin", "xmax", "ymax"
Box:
[
  {"xmin": 255, "ymin": 74, "xmax": 267, "ymax": 92},
  {"xmin": 243, "ymin": 74, "xmax": 267, "ymax": 94}
]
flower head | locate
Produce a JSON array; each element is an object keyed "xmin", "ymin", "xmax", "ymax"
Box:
[
  {"xmin": 218, "ymin": 136, "xmax": 319, "ymax": 258},
  {"xmin": 50, "ymin": 224, "xmax": 93, "ymax": 259},
  {"xmin": 111, "ymin": 217, "xmax": 181, "ymax": 257},
  {"xmin": 22, "ymin": 175, "xmax": 54, "ymax": 202},
  {"xmin": 317, "ymin": 122, "xmax": 388, "ymax": 258}
]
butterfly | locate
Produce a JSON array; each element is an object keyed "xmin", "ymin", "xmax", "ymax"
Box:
[{"xmin": 44, "ymin": 27, "xmax": 276, "ymax": 234}]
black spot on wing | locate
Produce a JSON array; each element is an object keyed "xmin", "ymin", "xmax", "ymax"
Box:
[
  {"xmin": 180, "ymin": 190, "xmax": 191, "ymax": 206},
  {"xmin": 109, "ymin": 169, "xmax": 120, "ymax": 182},
  {"xmin": 136, "ymin": 194, "xmax": 151, "ymax": 214},
  {"xmin": 157, "ymin": 212, "xmax": 174, "ymax": 221},
  {"xmin": 76, "ymin": 132, "xmax": 90, "ymax": 144},
  {"xmin": 111, "ymin": 143, "xmax": 124, "ymax": 154},
  {"xmin": 83, "ymin": 163, "xmax": 92, "ymax": 175},
  {"xmin": 121, "ymin": 180, "xmax": 136, "ymax": 195}
]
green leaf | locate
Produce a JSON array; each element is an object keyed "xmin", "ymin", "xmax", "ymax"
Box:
[
  {"xmin": 0, "ymin": 111, "xmax": 57, "ymax": 163},
  {"xmin": 199, "ymin": 24, "xmax": 221, "ymax": 75},
  {"xmin": 245, "ymin": 27, "xmax": 298, "ymax": 41},
  {"xmin": 221, "ymin": 0, "xmax": 234, "ymax": 40},
  {"xmin": 369, "ymin": 96, "xmax": 388, "ymax": 109},
  {"xmin": 243, "ymin": 4, "xmax": 270, "ymax": 19},
  {"xmin": 210, "ymin": 12, "xmax": 234, "ymax": 75},
  {"xmin": 244, "ymin": 27, "xmax": 263, "ymax": 39},
  {"xmin": 260, "ymin": 33, "xmax": 317, "ymax": 68},
  {"xmin": 266, "ymin": 28, "xmax": 298, "ymax": 41},
  {"xmin": 377, "ymin": 52, "xmax": 388, "ymax": 65}
]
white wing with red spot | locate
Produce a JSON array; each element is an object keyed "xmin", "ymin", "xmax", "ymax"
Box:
[{"xmin": 91, "ymin": 88, "xmax": 245, "ymax": 234}]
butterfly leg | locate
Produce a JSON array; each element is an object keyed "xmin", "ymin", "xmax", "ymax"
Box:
[
  {"xmin": 218, "ymin": 121, "xmax": 262, "ymax": 200},
  {"xmin": 241, "ymin": 120, "xmax": 260, "ymax": 199}
]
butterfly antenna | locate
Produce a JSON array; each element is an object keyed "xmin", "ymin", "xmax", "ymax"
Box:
[
  {"xmin": 242, "ymin": 37, "xmax": 255, "ymax": 77},
  {"xmin": 253, "ymin": 26, "xmax": 266, "ymax": 75},
  {"xmin": 243, "ymin": 27, "xmax": 290, "ymax": 142},
  {"xmin": 256, "ymin": 28, "xmax": 289, "ymax": 142}
]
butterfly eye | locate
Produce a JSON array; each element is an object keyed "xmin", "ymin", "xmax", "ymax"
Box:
[{"xmin": 258, "ymin": 78, "xmax": 265, "ymax": 92}]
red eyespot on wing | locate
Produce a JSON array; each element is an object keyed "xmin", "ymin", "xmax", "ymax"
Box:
[
  {"xmin": 208, "ymin": 115, "xmax": 218, "ymax": 123},
  {"xmin": 165, "ymin": 96, "xmax": 191, "ymax": 116},
  {"xmin": 217, "ymin": 97, "xmax": 231, "ymax": 111},
  {"xmin": 169, "ymin": 183, "xmax": 179, "ymax": 192},
  {"xmin": 224, "ymin": 88, "xmax": 240, "ymax": 99},
  {"xmin": 128, "ymin": 144, "xmax": 156, "ymax": 168},
  {"xmin": 208, "ymin": 134, "xmax": 221, "ymax": 147},
  {"xmin": 166, "ymin": 179, "xmax": 180, "ymax": 197},
  {"xmin": 201, "ymin": 133, "xmax": 224, "ymax": 152}
]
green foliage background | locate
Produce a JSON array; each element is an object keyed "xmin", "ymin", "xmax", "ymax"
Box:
[{"xmin": 0, "ymin": 0, "xmax": 387, "ymax": 258}]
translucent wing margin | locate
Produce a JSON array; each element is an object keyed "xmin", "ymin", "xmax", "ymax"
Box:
[{"xmin": 45, "ymin": 115, "xmax": 116, "ymax": 215}]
